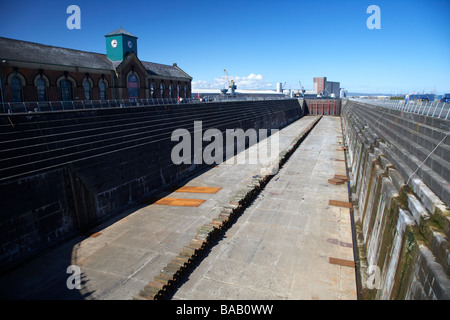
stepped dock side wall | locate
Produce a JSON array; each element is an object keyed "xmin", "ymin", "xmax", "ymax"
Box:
[{"xmin": 341, "ymin": 99, "xmax": 450, "ymax": 299}]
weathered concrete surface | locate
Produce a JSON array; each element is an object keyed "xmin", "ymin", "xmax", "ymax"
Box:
[
  {"xmin": 0, "ymin": 115, "xmax": 331, "ymax": 300},
  {"xmin": 172, "ymin": 116, "xmax": 357, "ymax": 300}
]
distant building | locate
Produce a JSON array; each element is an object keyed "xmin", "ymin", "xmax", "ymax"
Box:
[
  {"xmin": 313, "ymin": 77, "xmax": 326, "ymax": 95},
  {"xmin": 313, "ymin": 77, "xmax": 340, "ymax": 97},
  {"xmin": 0, "ymin": 28, "xmax": 192, "ymax": 104},
  {"xmin": 192, "ymin": 88, "xmax": 286, "ymax": 100},
  {"xmin": 276, "ymin": 83, "xmax": 282, "ymax": 93}
]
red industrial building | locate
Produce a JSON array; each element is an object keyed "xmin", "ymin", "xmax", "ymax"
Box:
[{"xmin": 313, "ymin": 77, "xmax": 340, "ymax": 97}]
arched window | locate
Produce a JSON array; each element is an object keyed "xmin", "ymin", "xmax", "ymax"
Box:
[
  {"xmin": 150, "ymin": 82, "xmax": 155, "ymax": 98},
  {"xmin": 60, "ymin": 79, "xmax": 73, "ymax": 101},
  {"xmin": 11, "ymin": 76, "xmax": 22, "ymax": 102},
  {"xmin": 169, "ymin": 84, "xmax": 173, "ymax": 98},
  {"xmin": 160, "ymin": 82, "xmax": 165, "ymax": 98},
  {"xmin": 83, "ymin": 79, "xmax": 91, "ymax": 100},
  {"xmin": 36, "ymin": 78, "xmax": 46, "ymax": 101},
  {"xmin": 99, "ymin": 80, "xmax": 107, "ymax": 100},
  {"xmin": 177, "ymin": 84, "xmax": 180, "ymax": 98},
  {"xmin": 184, "ymin": 84, "xmax": 188, "ymax": 98},
  {"xmin": 127, "ymin": 73, "xmax": 139, "ymax": 99}
]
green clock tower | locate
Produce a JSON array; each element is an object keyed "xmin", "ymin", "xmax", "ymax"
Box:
[{"xmin": 105, "ymin": 27, "xmax": 138, "ymax": 61}]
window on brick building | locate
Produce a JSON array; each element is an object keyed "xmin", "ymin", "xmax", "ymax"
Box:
[
  {"xmin": 169, "ymin": 84, "xmax": 173, "ymax": 98},
  {"xmin": 11, "ymin": 76, "xmax": 22, "ymax": 102},
  {"xmin": 128, "ymin": 73, "xmax": 139, "ymax": 99},
  {"xmin": 177, "ymin": 84, "xmax": 180, "ymax": 98},
  {"xmin": 160, "ymin": 82, "xmax": 165, "ymax": 98},
  {"xmin": 83, "ymin": 79, "xmax": 91, "ymax": 100},
  {"xmin": 184, "ymin": 84, "xmax": 188, "ymax": 98},
  {"xmin": 99, "ymin": 80, "xmax": 106, "ymax": 100},
  {"xmin": 60, "ymin": 79, "xmax": 73, "ymax": 101},
  {"xmin": 36, "ymin": 78, "xmax": 46, "ymax": 101},
  {"xmin": 150, "ymin": 82, "xmax": 155, "ymax": 98}
]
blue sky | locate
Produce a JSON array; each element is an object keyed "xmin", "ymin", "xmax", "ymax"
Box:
[{"xmin": 0, "ymin": 0, "xmax": 449, "ymax": 94}]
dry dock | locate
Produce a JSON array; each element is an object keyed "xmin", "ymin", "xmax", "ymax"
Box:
[{"xmin": 0, "ymin": 115, "xmax": 357, "ymax": 300}]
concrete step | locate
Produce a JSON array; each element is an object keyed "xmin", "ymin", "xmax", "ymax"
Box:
[
  {"xmin": 347, "ymin": 103, "xmax": 446, "ymax": 161},
  {"xmin": 0, "ymin": 101, "xmax": 276, "ymax": 147},
  {"xmin": 0, "ymin": 101, "xmax": 276, "ymax": 142},
  {"xmin": 344, "ymin": 103, "xmax": 450, "ymax": 206},
  {"xmin": 0, "ymin": 101, "xmax": 302, "ymax": 181},
  {"xmin": 350, "ymin": 104, "xmax": 449, "ymax": 179},
  {"xmin": 352, "ymin": 103, "xmax": 449, "ymax": 160},
  {"xmin": 0, "ymin": 104, "xmax": 282, "ymax": 165},
  {"xmin": 353, "ymin": 101, "xmax": 449, "ymax": 135}
]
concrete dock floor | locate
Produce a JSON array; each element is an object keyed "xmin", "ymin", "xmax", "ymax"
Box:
[
  {"xmin": 172, "ymin": 116, "xmax": 357, "ymax": 300},
  {"xmin": 0, "ymin": 115, "xmax": 356, "ymax": 300}
]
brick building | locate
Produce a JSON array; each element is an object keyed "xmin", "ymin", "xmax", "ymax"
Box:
[
  {"xmin": 0, "ymin": 28, "xmax": 192, "ymax": 104},
  {"xmin": 313, "ymin": 77, "xmax": 340, "ymax": 97}
]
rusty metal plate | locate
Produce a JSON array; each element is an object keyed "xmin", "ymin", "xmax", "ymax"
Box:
[
  {"xmin": 328, "ymin": 200, "xmax": 353, "ymax": 209},
  {"xmin": 90, "ymin": 232, "xmax": 102, "ymax": 238},
  {"xmin": 328, "ymin": 178, "xmax": 345, "ymax": 185},
  {"xmin": 329, "ymin": 257, "xmax": 355, "ymax": 268},
  {"xmin": 83, "ymin": 231, "xmax": 102, "ymax": 238},
  {"xmin": 333, "ymin": 175, "xmax": 349, "ymax": 182},
  {"xmin": 174, "ymin": 186, "xmax": 222, "ymax": 194},
  {"xmin": 153, "ymin": 197, "xmax": 206, "ymax": 207}
]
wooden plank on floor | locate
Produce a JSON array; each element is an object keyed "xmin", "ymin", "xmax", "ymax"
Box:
[
  {"xmin": 334, "ymin": 175, "xmax": 349, "ymax": 182},
  {"xmin": 328, "ymin": 178, "xmax": 345, "ymax": 185},
  {"xmin": 153, "ymin": 197, "xmax": 206, "ymax": 207},
  {"xmin": 329, "ymin": 257, "xmax": 355, "ymax": 268},
  {"xmin": 174, "ymin": 186, "xmax": 222, "ymax": 194},
  {"xmin": 329, "ymin": 200, "xmax": 353, "ymax": 209}
]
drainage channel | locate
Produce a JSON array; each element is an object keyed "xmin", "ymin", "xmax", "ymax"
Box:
[{"xmin": 133, "ymin": 116, "xmax": 323, "ymax": 300}]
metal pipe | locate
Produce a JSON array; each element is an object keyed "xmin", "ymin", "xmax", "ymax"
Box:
[
  {"xmin": 438, "ymin": 103, "xmax": 445, "ymax": 118},
  {"xmin": 432, "ymin": 102, "xmax": 438, "ymax": 117}
]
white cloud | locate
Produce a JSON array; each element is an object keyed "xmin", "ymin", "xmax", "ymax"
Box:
[{"xmin": 192, "ymin": 73, "xmax": 272, "ymax": 90}]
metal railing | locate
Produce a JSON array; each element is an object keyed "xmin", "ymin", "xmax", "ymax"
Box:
[
  {"xmin": 0, "ymin": 96, "xmax": 294, "ymax": 114},
  {"xmin": 0, "ymin": 98, "xmax": 192, "ymax": 114},
  {"xmin": 350, "ymin": 98, "xmax": 450, "ymax": 119}
]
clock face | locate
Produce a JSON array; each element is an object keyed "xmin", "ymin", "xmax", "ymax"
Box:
[
  {"xmin": 111, "ymin": 39, "xmax": 118, "ymax": 48},
  {"xmin": 127, "ymin": 40, "xmax": 133, "ymax": 49}
]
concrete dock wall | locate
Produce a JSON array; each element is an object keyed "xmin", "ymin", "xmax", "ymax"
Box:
[
  {"xmin": 0, "ymin": 99, "xmax": 304, "ymax": 272},
  {"xmin": 341, "ymin": 99, "xmax": 450, "ymax": 299}
]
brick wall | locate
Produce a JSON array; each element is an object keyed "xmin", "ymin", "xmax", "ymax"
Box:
[{"xmin": 1, "ymin": 64, "xmax": 191, "ymax": 102}]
